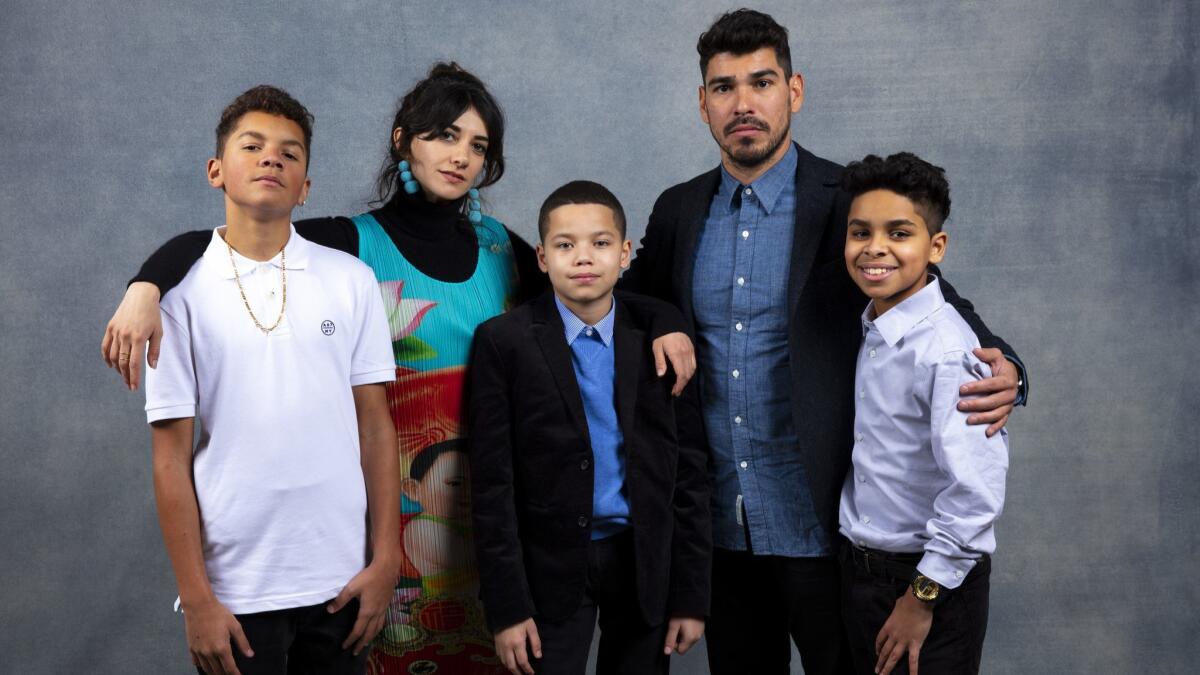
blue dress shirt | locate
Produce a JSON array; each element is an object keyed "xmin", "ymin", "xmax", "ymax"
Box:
[
  {"xmin": 839, "ymin": 278, "xmax": 1009, "ymax": 589},
  {"xmin": 691, "ymin": 144, "xmax": 829, "ymax": 557},
  {"xmin": 554, "ymin": 296, "xmax": 630, "ymax": 540}
]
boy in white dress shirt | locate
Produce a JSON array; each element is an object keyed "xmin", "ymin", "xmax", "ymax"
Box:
[
  {"xmin": 836, "ymin": 153, "xmax": 1009, "ymax": 675},
  {"xmin": 143, "ymin": 86, "xmax": 400, "ymax": 675}
]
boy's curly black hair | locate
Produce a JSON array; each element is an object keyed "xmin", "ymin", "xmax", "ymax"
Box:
[{"xmin": 840, "ymin": 152, "xmax": 951, "ymax": 233}]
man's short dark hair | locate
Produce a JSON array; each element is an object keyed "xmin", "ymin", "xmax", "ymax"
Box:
[
  {"xmin": 215, "ymin": 85, "xmax": 314, "ymax": 168},
  {"xmin": 697, "ymin": 8, "xmax": 793, "ymax": 80},
  {"xmin": 840, "ymin": 152, "xmax": 952, "ymax": 233},
  {"xmin": 537, "ymin": 180, "xmax": 627, "ymax": 241}
]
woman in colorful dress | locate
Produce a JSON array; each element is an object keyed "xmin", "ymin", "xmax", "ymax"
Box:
[{"xmin": 101, "ymin": 63, "xmax": 693, "ymax": 674}]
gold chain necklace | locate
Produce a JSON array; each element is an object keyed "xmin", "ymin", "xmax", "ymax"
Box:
[{"xmin": 226, "ymin": 238, "xmax": 287, "ymax": 334}]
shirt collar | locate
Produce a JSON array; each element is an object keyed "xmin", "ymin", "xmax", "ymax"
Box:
[
  {"xmin": 861, "ymin": 274, "xmax": 945, "ymax": 347},
  {"xmin": 205, "ymin": 224, "xmax": 309, "ymax": 280},
  {"xmin": 717, "ymin": 142, "xmax": 797, "ymax": 216},
  {"xmin": 554, "ymin": 295, "xmax": 616, "ymax": 347}
]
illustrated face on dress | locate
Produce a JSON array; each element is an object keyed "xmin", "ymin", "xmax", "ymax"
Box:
[
  {"xmin": 396, "ymin": 106, "xmax": 490, "ymax": 203},
  {"xmin": 208, "ymin": 111, "xmax": 311, "ymax": 219},
  {"xmin": 699, "ymin": 47, "xmax": 804, "ymax": 174},
  {"xmin": 536, "ymin": 203, "xmax": 632, "ymax": 317},
  {"xmin": 844, "ymin": 189, "xmax": 948, "ymax": 316},
  {"xmin": 402, "ymin": 449, "xmax": 471, "ymax": 520}
]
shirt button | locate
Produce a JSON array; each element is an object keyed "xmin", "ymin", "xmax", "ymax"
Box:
[
  {"xmin": 737, "ymin": 277, "xmax": 745, "ymax": 286},
  {"xmin": 858, "ymin": 474, "xmax": 866, "ymax": 483},
  {"xmin": 744, "ymin": 187, "xmax": 752, "ymax": 196},
  {"xmin": 732, "ymin": 369, "xmax": 740, "ymax": 379},
  {"xmin": 855, "ymin": 432, "xmax": 863, "ymax": 442},
  {"xmin": 741, "ymin": 230, "xmax": 750, "ymax": 239},
  {"xmin": 862, "ymin": 516, "xmax": 871, "ymax": 524},
  {"xmin": 735, "ymin": 322, "xmax": 743, "ymax": 331},
  {"xmin": 869, "ymin": 349, "xmax": 877, "ymax": 358},
  {"xmin": 739, "ymin": 461, "xmax": 748, "ymax": 469},
  {"xmin": 734, "ymin": 416, "xmax": 742, "ymax": 425},
  {"xmin": 580, "ymin": 459, "xmax": 590, "ymax": 470},
  {"xmin": 858, "ymin": 390, "xmax": 865, "ymax": 399},
  {"xmin": 585, "ymin": 327, "xmax": 593, "ymax": 336},
  {"xmin": 956, "ymin": 570, "xmax": 965, "ymax": 579},
  {"xmin": 577, "ymin": 516, "xmax": 589, "ymax": 528},
  {"xmin": 859, "ymin": 540, "xmax": 867, "ymax": 546}
]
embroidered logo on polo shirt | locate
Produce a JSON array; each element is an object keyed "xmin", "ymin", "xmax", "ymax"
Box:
[{"xmin": 321, "ymin": 320, "xmax": 336, "ymax": 336}]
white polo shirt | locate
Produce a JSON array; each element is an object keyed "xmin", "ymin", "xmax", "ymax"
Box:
[{"xmin": 145, "ymin": 226, "xmax": 394, "ymax": 614}]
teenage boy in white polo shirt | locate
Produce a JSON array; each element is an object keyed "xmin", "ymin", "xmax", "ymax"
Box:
[{"xmin": 144, "ymin": 86, "xmax": 400, "ymax": 675}]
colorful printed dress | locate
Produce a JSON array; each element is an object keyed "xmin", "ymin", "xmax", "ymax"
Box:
[{"xmin": 353, "ymin": 212, "xmax": 517, "ymax": 675}]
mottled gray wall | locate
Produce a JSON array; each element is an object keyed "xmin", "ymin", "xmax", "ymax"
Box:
[{"xmin": 0, "ymin": 1, "xmax": 1194, "ymax": 673}]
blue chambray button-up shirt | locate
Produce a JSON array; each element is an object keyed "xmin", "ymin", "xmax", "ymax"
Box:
[
  {"xmin": 691, "ymin": 144, "xmax": 830, "ymax": 557},
  {"xmin": 839, "ymin": 279, "xmax": 1009, "ymax": 588}
]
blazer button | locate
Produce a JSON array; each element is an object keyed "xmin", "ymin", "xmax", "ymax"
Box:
[
  {"xmin": 580, "ymin": 458, "xmax": 591, "ymax": 470},
  {"xmin": 577, "ymin": 516, "xmax": 589, "ymax": 528}
]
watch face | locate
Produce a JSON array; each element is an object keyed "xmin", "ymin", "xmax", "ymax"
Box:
[{"xmin": 912, "ymin": 575, "xmax": 941, "ymax": 602}]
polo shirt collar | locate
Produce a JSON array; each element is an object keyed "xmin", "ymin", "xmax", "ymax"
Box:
[
  {"xmin": 555, "ymin": 295, "xmax": 616, "ymax": 347},
  {"xmin": 206, "ymin": 224, "xmax": 310, "ymax": 280},
  {"xmin": 861, "ymin": 274, "xmax": 945, "ymax": 347},
  {"xmin": 717, "ymin": 142, "xmax": 797, "ymax": 216}
]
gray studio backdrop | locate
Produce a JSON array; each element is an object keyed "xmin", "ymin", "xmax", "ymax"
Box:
[{"xmin": 1, "ymin": 0, "xmax": 1195, "ymax": 673}]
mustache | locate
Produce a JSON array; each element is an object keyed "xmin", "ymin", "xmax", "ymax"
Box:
[{"xmin": 724, "ymin": 116, "xmax": 769, "ymax": 135}]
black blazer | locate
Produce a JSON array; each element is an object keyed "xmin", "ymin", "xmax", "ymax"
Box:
[
  {"xmin": 620, "ymin": 142, "xmax": 1021, "ymax": 541},
  {"xmin": 467, "ymin": 290, "xmax": 711, "ymax": 633}
]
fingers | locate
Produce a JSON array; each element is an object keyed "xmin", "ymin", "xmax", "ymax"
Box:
[
  {"xmin": 874, "ymin": 634, "xmax": 897, "ymax": 675},
  {"xmin": 128, "ymin": 352, "xmax": 142, "ymax": 391},
  {"xmin": 909, "ymin": 644, "xmax": 921, "ymax": 675},
  {"xmin": 663, "ymin": 622, "xmax": 680, "ymax": 655},
  {"xmin": 667, "ymin": 344, "xmax": 696, "ymax": 397},
  {"xmin": 101, "ymin": 325, "xmax": 115, "ymax": 368},
  {"xmin": 986, "ymin": 413, "xmax": 1010, "ymax": 438},
  {"xmin": 217, "ymin": 648, "xmax": 242, "ymax": 675},
  {"xmin": 653, "ymin": 341, "xmax": 668, "ymax": 377},
  {"xmin": 342, "ymin": 614, "xmax": 367, "ymax": 652},
  {"xmin": 878, "ymin": 641, "xmax": 905, "ymax": 675},
  {"xmin": 677, "ymin": 627, "xmax": 701, "ymax": 655},
  {"xmin": 328, "ymin": 585, "xmax": 353, "ymax": 616},
  {"xmin": 352, "ymin": 614, "xmax": 382, "ymax": 655},
  {"xmin": 230, "ymin": 620, "xmax": 254, "ymax": 658},
  {"xmin": 513, "ymin": 642, "xmax": 534, "ymax": 675},
  {"xmin": 147, "ymin": 326, "xmax": 163, "ymax": 369},
  {"xmin": 527, "ymin": 622, "xmax": 542, "ymax": 660},
  {"xmin": 962, "ymin": 400, "xmax": 1015, "ymax": 426}
]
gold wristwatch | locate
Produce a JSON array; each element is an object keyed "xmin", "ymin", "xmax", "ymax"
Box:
[{"xmin": 910, "ymin": 573, "xmax": 942, "ymax": 604}]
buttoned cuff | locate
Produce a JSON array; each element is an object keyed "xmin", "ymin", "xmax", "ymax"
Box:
[
  {"xmin": 1005, "ymin": 353, "xmax": 1029, "ymax": 406},
  {"xmin": 916, "ymin": 550, "xmax": 978, "ymax": 590}
]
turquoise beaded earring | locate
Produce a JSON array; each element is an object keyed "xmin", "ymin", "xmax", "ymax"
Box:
[
  {"xmin": 397, "ymin": 160, "xmax": 419, "ymax": 194},
  {"xmin": 467, "ymin": 188, "xmax": 482, "ymax": 224}
]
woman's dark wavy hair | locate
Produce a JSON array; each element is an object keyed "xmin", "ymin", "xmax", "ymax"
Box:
[
  {"xmin": 840, "ymin": 152, "xmax": 951, "ymax": 233},
  {"xmin": 373, "ymin": 62, "xmax": 506, "ymax": 206}
]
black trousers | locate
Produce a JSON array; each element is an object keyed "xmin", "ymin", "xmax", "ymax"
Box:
[
  {"xmin": 531, "ymin": 531, "xmax": 669, "ymax": 675},
  {"xmin": 840, "ymin": 542, "xmax": 991, "ymax": 675},
  {"xmin": 196, "ymin": 599, "xmax": 367, "ymax": 675},
  {"xmin": 705, "ymin": 547, "xmax": 853, "ymax": 675}
]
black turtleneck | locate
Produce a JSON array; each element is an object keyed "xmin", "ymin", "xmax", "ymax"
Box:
[{"xmin": 132, "ymin": 192, "xmax": 546, "ymax": 303}]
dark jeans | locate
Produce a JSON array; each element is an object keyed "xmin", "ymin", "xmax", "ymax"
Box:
[
  {"xmin": 531, "ymin": 531, "xmax": 669, "ymax": 675},
  {"xmin": 840, "ymin": 541, "xmax": 991, "ymax": 675},
  {"xmin": 705, "ymin": 547, "xmax": 853, "ymax": 675},
  {"xmin": 195, "ymin": 599, "xmax": 367, "ymax": 675}
]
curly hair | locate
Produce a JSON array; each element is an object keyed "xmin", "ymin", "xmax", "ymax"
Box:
[
  {"xmin": 840, "ymin": 152, "xmax": 951, "ymax": 233},
  {"xmin": 215, "ymin": 85, "xmax": 314, "ymax": 168}
]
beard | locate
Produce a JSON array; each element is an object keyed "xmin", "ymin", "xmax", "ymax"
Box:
[{"xmin": 715, "ymin": 115, "xmax": 791, "ymax": 170}]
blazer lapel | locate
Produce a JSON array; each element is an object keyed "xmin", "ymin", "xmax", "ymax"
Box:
[
  {"xmin": 612, "ymin": 301, "xmax": 642, "ymax": 449},
  {"xmin": 532, "ymin": 293, "xmax": 592, "ymax": 443},
  {"xmin": 787, "ymin": 143, "xmax": 836, "ymax": 313},
  {"xmin": 672, "ymin": 168, "xmax": 722, "ymax": 326}
]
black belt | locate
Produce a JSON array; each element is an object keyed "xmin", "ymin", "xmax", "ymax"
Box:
[{"xmin": 842, "ymin": 541, "xmax": 921, "ymax": 583}]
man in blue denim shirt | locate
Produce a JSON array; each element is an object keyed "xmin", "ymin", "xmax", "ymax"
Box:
[{"xmin": 621, "ymin": 10, "xmax": 1027, "ymax": 675}]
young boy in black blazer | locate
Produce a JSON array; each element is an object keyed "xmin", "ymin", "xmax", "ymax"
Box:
[{"xmin": 467, "ymin": 181, "xmax": 711, "ymax": 675}]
